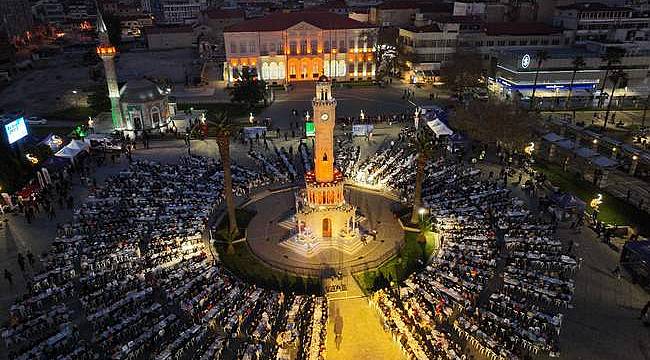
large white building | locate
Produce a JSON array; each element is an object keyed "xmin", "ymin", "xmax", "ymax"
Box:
[{"xmin": 223, "ymin": 11, "xmax": 378, "ymax": 84}]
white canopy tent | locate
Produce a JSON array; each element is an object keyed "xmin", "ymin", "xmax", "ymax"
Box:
[
  {"xmin": 55, "ymin": 140, "xmax": 90, "ymax": 163},
  {"xmin": 426, "ymin": 119, "xmax": 454, "ymax": 137}
]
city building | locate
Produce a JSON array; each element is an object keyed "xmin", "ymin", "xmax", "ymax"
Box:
[
  {"xmin": 32, "ymin": 0, "xmax": 66, "ymax": 25},
  {"xmin": 553, "ymin": 2, "xmax": 649, "ymax": 43},
  {"xmin": 66, "ymin": 1, "xmax": 95, "ymax": 21},
  {"xmin": 120, "ymin": 14, "xmax": 154, "ymax": 39},
  {"xmin": 223, "ymin": 11, "xmax": 378, "ymax": 84},
  {"xmin": 0, "ymin": 0, "xmax": 34, "ymax": 41},
  {"xmin": 145, "ymin": 25, "xmax": 195, "ymax": 49},
  {"xmin": 369, "ymin": 1, "xmax": 418, "ymax": 26},
  {"xmin": 458, "ymin": 22, "xmax": 569, "ymax": 56},
  {"xmin": 195, "ymin": 8, "xmax": 245, "ymax": 58},
  {"xmin": 399, "ymin": 22, "xmax": 459, "ymax": 81},
  {"xmin": 160, "ymin": 0, "xmax": 208, "ymax": 24},
  {"xmin": 488, "ymin": 46, "xmax": 650, "ymax": 102}
]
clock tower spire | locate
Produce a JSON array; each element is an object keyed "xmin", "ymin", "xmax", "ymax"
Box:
[{"xmin": 312, "ymin": 75, "xmax": 337, "ymax": 183}]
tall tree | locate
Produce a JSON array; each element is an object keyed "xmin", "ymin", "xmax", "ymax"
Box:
[
  {"xmin": 598, "ymin": 47, "xmax": 625, "ymax": 107},
  {"xmin": 566, "ymin": 56, "xmax": 586, "ymax": 119},
  {"xmin": 208, "ymin": 112, "xmax": 239, "ymax": 239},
  {"xmin": 451, "ymin": 100, "xmax": 539, "ymax": 152},
  {"xmin": 602, "ymin": 69, "xmax": 628, "ymax": 132},
  {"xmin": 441, "ymin": 50, "xmax": 484, "ymax": 97},
  {"xmin": 228, "ymin": 66, "xmax": 268, "ymax": 110},
  {"xmin": 529, "ymin": 50, "xmax": 549, "ymax": 110},
  {"xmin": 410, "ymin": 130, "xmax": 433, "ymax": 224}
]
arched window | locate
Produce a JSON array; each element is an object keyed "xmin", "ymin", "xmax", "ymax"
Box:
[
  {"xmin": 337, "ymin": 60, "xmax": 346, "ymax": 76},
  {"xmin": 278, "ymin": 62, "xmax": 286, "ymax": 79},
  {"xmin": 269, "ymin": 62, "xmax": 279, "ymax": 79},
  {"xmin": 323, "ymin": 153, "xmax": 328, "ymax": 161},
  {"xmin": 261, "ymin": 63, "xmax": 270, "ymax": 80},
  {"xmin": 150, "ymin": 106, "xmax": 160, "ymax": 128},
  {"xmin": 324, "ymin": 60, "xmax": 330, "ymax": 76}
]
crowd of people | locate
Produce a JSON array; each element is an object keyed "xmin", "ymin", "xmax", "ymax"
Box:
[
  {"xmin": 357, "ymin": 139, "xmax": 577, "ymax": 359},
  {"xmin": 2, "ymin": 156, "xmax": 328, "ymax": 360}
]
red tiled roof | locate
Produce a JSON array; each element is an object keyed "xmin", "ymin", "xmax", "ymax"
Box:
[
  {"xmin": 484, "ymin": 22, "xmax": 562, "ymax": 36},
  {"xmin": 204, "ymin": 8, "xmax": 245, "ymax": 20},
  {"xmin": 224, "ymin": 11, "xmax": 375, "ymax": 32}
]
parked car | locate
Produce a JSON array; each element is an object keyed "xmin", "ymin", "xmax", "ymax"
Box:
[{"xmin": 26, "ymin": 116, "xmax": 48, "ymax": 125}]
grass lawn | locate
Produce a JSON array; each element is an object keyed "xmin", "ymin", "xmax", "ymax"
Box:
[
  {"xmin": 535, "ymin": 161, "xmax": 650, "ymax": 233},
  {"xmin": 46, "ymin": 106, "xmax": 96, "ymax": 122},
  {"xmin": 177, "ymin": 103, "xmax": 266, "ymax": 121},
  {"xmin": 355, "ymin": 231, "xmax": 438, "ymax": 294},
  {"xmin": 213, "ymin": 208, "xmax": 321, "ymax": 294}
]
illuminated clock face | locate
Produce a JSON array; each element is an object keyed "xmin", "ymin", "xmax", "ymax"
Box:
[
  {"xmin": 321, "ymin": 113, "xmax": 329, "ymax": 121},
  {"xmin": 521, "ymin": 54, "xmax": 531, "ymax": 69}
]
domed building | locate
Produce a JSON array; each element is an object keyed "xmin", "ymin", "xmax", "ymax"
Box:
[{"xmin": 118, "ymin": 79, "xmax": 175, "ymax": 135}]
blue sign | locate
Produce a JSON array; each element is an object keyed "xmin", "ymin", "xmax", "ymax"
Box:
[
  {"xmin": 4, "ymin": 117, "xmax": 28, "ymax": 144},
  {"xmin": 496, "ymin": 77, "xmax": 597, "ymax": 91}
]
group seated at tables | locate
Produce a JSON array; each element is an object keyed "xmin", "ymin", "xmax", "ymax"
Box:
[
  {"xmin": 2, "ymin": 156, "xmax": 328, "ymax": 360},
  {"xmin": 360, "ymin": 139, "xmax": 577, "ymax": 360}
]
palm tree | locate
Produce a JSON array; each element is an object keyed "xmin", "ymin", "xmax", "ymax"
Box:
[
  {"xmin": 208, "ymin": 111, "xmax": 239, "ymax": 240},
  {"xmin": 410, "ymin": 130, "xmax": 433, "ymax": 224},
  {"xmin": 602, "ymin": 69, "xmax": 628, "ymax": 132},
  {"xmin": 566, "ymin": 56, "xmax": 586, "ymax": 119},
  {"xmin": 529, "ymin": 50, "xmax": 549, "ymax": 110},
  {"xmin": 598, "ymin": 47, "xmax": 625, "ymax": 107}
]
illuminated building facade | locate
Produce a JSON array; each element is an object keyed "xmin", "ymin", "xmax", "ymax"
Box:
[{"xmin": 223, "ymin": 11, "xmax": 378, "ymax": 84}]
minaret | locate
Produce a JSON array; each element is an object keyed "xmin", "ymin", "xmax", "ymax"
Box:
[
  {"xmin": 95, "ymin": 8, "xmax": 123, "ymax": 129},
  {"xmin": 312, "ymin": 76, "xmax": 337, "ymax": 183}
]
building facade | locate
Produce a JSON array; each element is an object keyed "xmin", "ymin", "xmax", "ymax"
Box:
[
  {"xmin": 0, "ymin": 0, "xmax": 33, "ymax": 41},
  {"xmin": 489, "ymin": 46, "xmax": 650, "ymax": 102},
  {"xmin": 553, "ymin": 2, "xmax": 649, "ymax": 44},
  {"xmin": 223, "ymin": 11, "xmax": 378, "ymax": 84}
]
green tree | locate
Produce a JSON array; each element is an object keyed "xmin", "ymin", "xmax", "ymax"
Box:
[
  {"xmin": 87, "ymin": 85, "xmax": 110, "ymax": 114},
  {"xmin": 566, "ymin": 56, "xmax": 586, "ymax": 119},
  {"xmin": 450, "ymin": 100, "xmax": 539, "ymax": 152},
  {"xmin": 529, "ymin": 50, "xmax": 549, "ymax": 110},
  {"xmin": 598, "ymin": 47, "xmax": 626, "ymax": 107},
  {"xmin": 228, "ymin": 66, "xmax": 268, "ymax": 110},
  {"xmin": 602, "ymin": 69, "xmax": 628, "ymax": 132},
  {"xmin": 441, "ymin": 50, "xmax": 484, "ymax": 97},
  {"xmin": 208, "ymin": 112, "xmax": 239, "ymax": 238}
]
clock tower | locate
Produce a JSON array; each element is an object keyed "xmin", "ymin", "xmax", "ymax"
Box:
[{"xmin": 312, "ymin": 76, "xmax": 337, "ymax": 183}]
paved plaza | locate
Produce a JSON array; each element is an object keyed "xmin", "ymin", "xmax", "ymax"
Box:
[
  {"xmin": 245, "ymin": 188, "xmax": 404, "ymax": 276},
  {"xmin": 1, "ymin": 85, "xmax": 649, "ymax": 359}
]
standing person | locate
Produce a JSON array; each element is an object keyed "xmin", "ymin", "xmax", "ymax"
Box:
[{"xmin": 3, "ymin": 269, "xmax": 12, "ymax": 285}]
